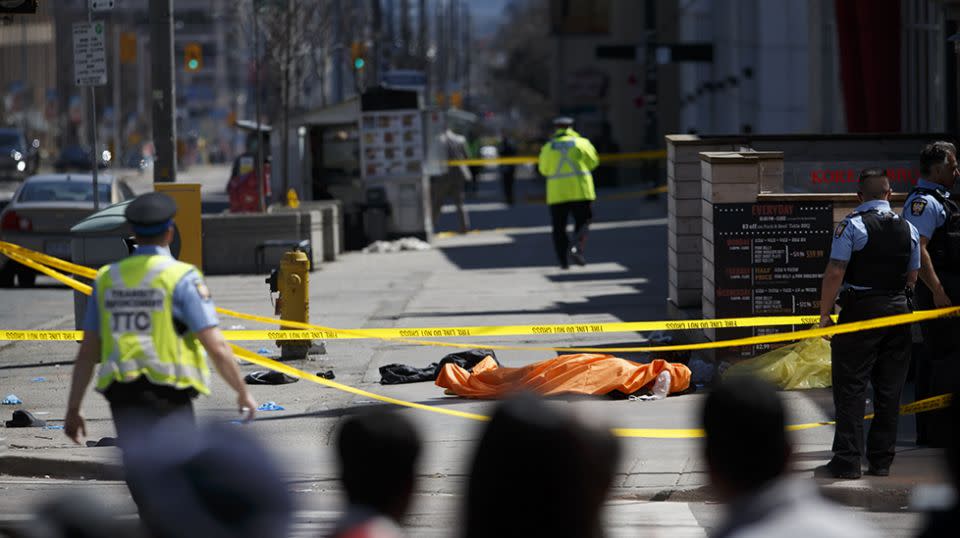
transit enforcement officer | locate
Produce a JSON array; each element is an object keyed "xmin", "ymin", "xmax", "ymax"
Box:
[
  {"xmin": 64, "ymin": 192, "xmax": 257, "ymax": 447},
  {"xmin": 903, "ymin": 140, "xmax": 960, "ymax": 447},
  {"xmin": 538, "ymin": 117, "xmax": 599, "ymax": 269},
  {"xmin": 818, "ymin": 169, "xmax": 920, "ymax": 479}
]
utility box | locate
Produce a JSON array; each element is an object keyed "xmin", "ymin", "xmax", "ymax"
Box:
[{"xmin": 154, "ymin": 183, "xmax": 203, "ymax": 269}]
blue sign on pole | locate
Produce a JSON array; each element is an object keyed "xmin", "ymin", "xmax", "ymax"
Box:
[{"xmin": 382, "ymin": 70, "xmax": 427, "ymax": 90}]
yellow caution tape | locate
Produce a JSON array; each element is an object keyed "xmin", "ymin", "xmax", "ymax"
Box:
[
  {"xmin": 0, "ymin": 241, "xmax": 98, "ymax": 279},
  {"xmin": 2, "ymin": 242, "xmax": 959, "ymax": 353},
  {"xmin": 0, "ymin": 330, "xmax": 84, "ymax": 341},
  {"xmin": 228, "ymin": 344, "xmax": 491, "ymax": 422},
  {"xmin": 0, "ymin": 315, "xmax": 827, "ymax": 342},
  {"xmin": 1, "ymin": 248, "xmax": 92, "ymax": 295},
  {"xmin": 612, "ymin": 393, "xmax": 954, "ymax": 438},
  {"xmin": 0, "ymin": 242, "xmax": 951, "ymax": 438},
  {"xmin": 446, "ymin": 150, "xmax": 667, "ymax": 167}
]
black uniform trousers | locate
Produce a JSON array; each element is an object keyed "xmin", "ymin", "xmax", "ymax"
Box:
[
  {"xmin": 915, "ymin": 275, "xmax": 960, "ymax": 447},
  {"xmin": 105, "ymin": 378, "xmax": 197, "ymax": 510},
  {"xmin": 830, "ymin": 292, "xmax": 911, "ymax": 470},
  {"xmin": 105, "ymin": 377, "xmax": 196, "ymax": 441},
  {"xmin": 549, "ymin": 201, "xmax": 592, "ymax": 266}
]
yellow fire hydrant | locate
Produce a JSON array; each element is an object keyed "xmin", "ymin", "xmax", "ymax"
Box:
[{"xmin": 276, "ymin": 249, "xmax": 312, "ymax": 359}]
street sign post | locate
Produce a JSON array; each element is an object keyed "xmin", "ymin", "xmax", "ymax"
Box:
[
  {"xmin": 89, "ymin": 0, "xmax": 114, "ymax": 11},
  {"xmin": 73, "ymin": 22, "xmax": 107, "ymax": 86},
  {"xmin": 73, "ymin": 18, "xmax": 107, "ymax": 211}
]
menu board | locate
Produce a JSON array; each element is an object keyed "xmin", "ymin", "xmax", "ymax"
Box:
[
  {"xmin": 712, "ymin": 202, "xmax": 833, "ymax": 360},
  {"xmin": 359, "ymin": 110, "xmax": 424, "ymax": 179}
]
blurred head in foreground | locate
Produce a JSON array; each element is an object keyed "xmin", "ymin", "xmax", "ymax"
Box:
[{"xmin": 464, "ymin": 393, "xmax": 620, "ymax": 538}]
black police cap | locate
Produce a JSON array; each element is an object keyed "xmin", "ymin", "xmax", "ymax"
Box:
[{"xmin": 125, "ymin": 192, "xmax": 177, "ymax": 225}]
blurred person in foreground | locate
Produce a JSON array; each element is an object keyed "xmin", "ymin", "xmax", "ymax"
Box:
[
  {"xmin": 538, "ymin": 117, "xmax": 599, "ymax": 269},
  {"xmin": 123, "ymin": 419, "xmax": 293, "ymax": 538},
  {"xmin": 916, "ymin": 390, "xmax": 959, "ymax": 537},
  {"xmin": 330, "ymin": 411, "xmax": 422, "ymax": 538},
  {"xmin": 19, "ymin": 492, "xmax": 140, "ymax": 538},
  {"xmin": 463, "ymin": 393, "xmax": 619, "ymax": 538},
  {"xmin": 64, "ymin": 192, "xmax": 256, "ymax": 447},
  {"xmin": 704, "ymin": 376, "xmax": 875, "ymax": 538}
]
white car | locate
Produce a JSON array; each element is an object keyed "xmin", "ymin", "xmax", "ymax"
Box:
[{"xmin": 0, "ymin": 173, "xmax": 136, "ymax": 287}]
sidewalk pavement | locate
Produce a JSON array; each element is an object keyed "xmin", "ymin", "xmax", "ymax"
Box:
[{"xmin": 0, "ymin": 175, "xmax": 949, "ymax": 511}]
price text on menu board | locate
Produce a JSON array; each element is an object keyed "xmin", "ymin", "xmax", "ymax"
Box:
[
  {"xmin": 713, "ymin": 202, "xmax": 833, "ymax": 360},
  {"xmin": 360, "ymin": 111, "xmax": 424, "ymax": 179}
]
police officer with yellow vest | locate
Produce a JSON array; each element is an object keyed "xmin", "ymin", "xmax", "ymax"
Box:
[
  {"xmin": 538, "ymin": 117, "xmax": 599, "ymax": 269},
  {"xmin": 902, "ymin": 140, "xmax": 960, "ymax": 447},
  {"xmin": 64, "ymin": 192, "xmax": 256, "ymax": 446}
]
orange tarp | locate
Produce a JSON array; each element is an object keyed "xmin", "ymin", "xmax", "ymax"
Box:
[{"xmin": 435, "ymin": 354, "xmax": 691, "ymax": 399}]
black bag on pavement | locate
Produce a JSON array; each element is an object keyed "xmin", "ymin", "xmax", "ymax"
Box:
[{"xmin": 379, "ymin": 349, "xmax": 498, "ymax": 385}]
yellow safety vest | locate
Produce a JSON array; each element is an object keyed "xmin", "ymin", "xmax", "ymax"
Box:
[
  {"xmin": 538, "ymin": 128, "xmax": 599, "ymax": 205},
  {"xmin": 95, "ymin": 255, "xmax": 211, "ymax": 395}
]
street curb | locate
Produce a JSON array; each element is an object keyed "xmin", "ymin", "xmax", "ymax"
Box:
[
  {"xmin": 0, "ymin": 451, "xmax": 123, "ymax": 481},
  {"xmin": 0, "ymin": 452, "xmax": 919, "ymax": 510}
]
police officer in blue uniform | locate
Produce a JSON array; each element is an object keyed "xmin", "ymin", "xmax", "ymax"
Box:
[
  {"xmin": 903, "ymin": 141, "xmax": 960, "ymax": 448},
  {"xmin": 819, "ymin": 169, "xmax": 920, "ymax": 478},
  {"xmin": 65, "ymin": 192, "xmax": 257, "ymax": 446}
]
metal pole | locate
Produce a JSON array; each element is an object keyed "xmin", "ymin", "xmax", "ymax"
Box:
[
  {"xmin": 20, "ymin": 18, "xmax": 27, "ymax": 135},
  {"xmin": 136, "ymin": 33, "xmax": 145, "ymax": 118},
  {"xmin": 643, "ymin": 0, "xmax": 658, "ymax": 191},
  {"xmin": 150, "ymin": 0, "xmax": 177, "ymax": 183},
  {"xmin": 88, "ymin": 7, "xmax": 101, "ymax": 211},
  {"xmin": 254, "ymin": 0, "xmax": 265, "ymax": 212},
  {"xmin": 281, "ymin": 0, "xmax": 291, "ymax": 202},
  {"xmin": 112, "ymin": 24, "xmax": 121, "ymax": 167}
]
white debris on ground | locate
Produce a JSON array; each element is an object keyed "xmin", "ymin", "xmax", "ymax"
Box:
[{"xmin": 362, "ymin": 237, "xmax": 432, "ymax": 253}]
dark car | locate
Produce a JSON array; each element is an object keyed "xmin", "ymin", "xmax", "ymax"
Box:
[
  {"xmin": 54, "ymin": 144, "xmax": 110, "ymax": 173},
  {"xmin": 0, "ymin": 127, "xmax": 38, "ymax": 181}
]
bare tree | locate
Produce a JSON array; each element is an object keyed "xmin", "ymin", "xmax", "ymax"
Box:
[
  {"xmin": 480, "ymin": 0, "xmax": 553, "ymax": 134},
  {"xmin": 233, "ymin": 0, "xmax": 339, "ymax": 200}
]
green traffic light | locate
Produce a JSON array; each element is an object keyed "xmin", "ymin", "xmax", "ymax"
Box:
[
  {"xmin": 354, "ymin": 58, "xmax": 365, "ymax": 70},
  {"xmin": 188, "ymin": 59, "xmax": 199, "ymax": 70}
]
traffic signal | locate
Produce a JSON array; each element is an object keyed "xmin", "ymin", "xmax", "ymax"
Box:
[
  {"xmin": 119, "ymin": 32, "xmax": 137, "ymax": 65},
  {"xmin": 0, "ymin": 0, "xmax": 37, "ymax": 14},
  {"xmin": 350, "ymin": 42, "xmax": 366, "ymax": 71},
  {"xmin": 184, "ymin": 43, "xmax": 202, "ymax": 72}
]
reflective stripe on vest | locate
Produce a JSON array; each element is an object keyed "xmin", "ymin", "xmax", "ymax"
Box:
[
  {"xmin": 95, "ymin": 256, "xmax": 211, "ymax": 395},
  {"xmin": 545, "ymin": 140, "xmax": 587, "ymax": 180}
]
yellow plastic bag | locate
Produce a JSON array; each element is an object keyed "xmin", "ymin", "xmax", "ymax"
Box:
[{"xmin": 723, "ymin": 337, "xmax": 832, "ymax": 390}]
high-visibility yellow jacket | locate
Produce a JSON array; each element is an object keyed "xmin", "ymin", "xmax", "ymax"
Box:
[
  {"xmin": 538, "ymin": 128, "xmax": 599, "ymax": 205},
  {"xmin": 95, "ymin": 255, "xmax": 211, "ymax": 395}
]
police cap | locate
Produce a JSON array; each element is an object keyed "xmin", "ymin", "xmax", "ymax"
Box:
[
  {"xmin": 553, "ymin": 116, "xmax": 575, "ymax": 127},
  {"xmin": 125, "ymin": 192, "xmax": 177, "ymax": 236}
]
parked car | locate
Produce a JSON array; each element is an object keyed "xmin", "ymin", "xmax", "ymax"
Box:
[
  {"xmin": 0, "ymin": 127, "xmax": 39, "ymax": 181},
  {"xmin": 0, "ymin": 173, "xmax": 136, "ymax": 287},
  {"xmin": 53, "ymin": 144, "xmax": 111, "ymax": 173}
]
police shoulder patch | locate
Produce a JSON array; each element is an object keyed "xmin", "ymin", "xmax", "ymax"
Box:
[
  {"xmin": 195, "ymin": 280, "xmax": 211, "ymax": 301},
  {"xmin": 834, "ymin": 220, "xmax": 848, "ymax": 238},
  {"xmin": 911, "ymin": 198, "xmax": 928, "ymax": 216}
]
